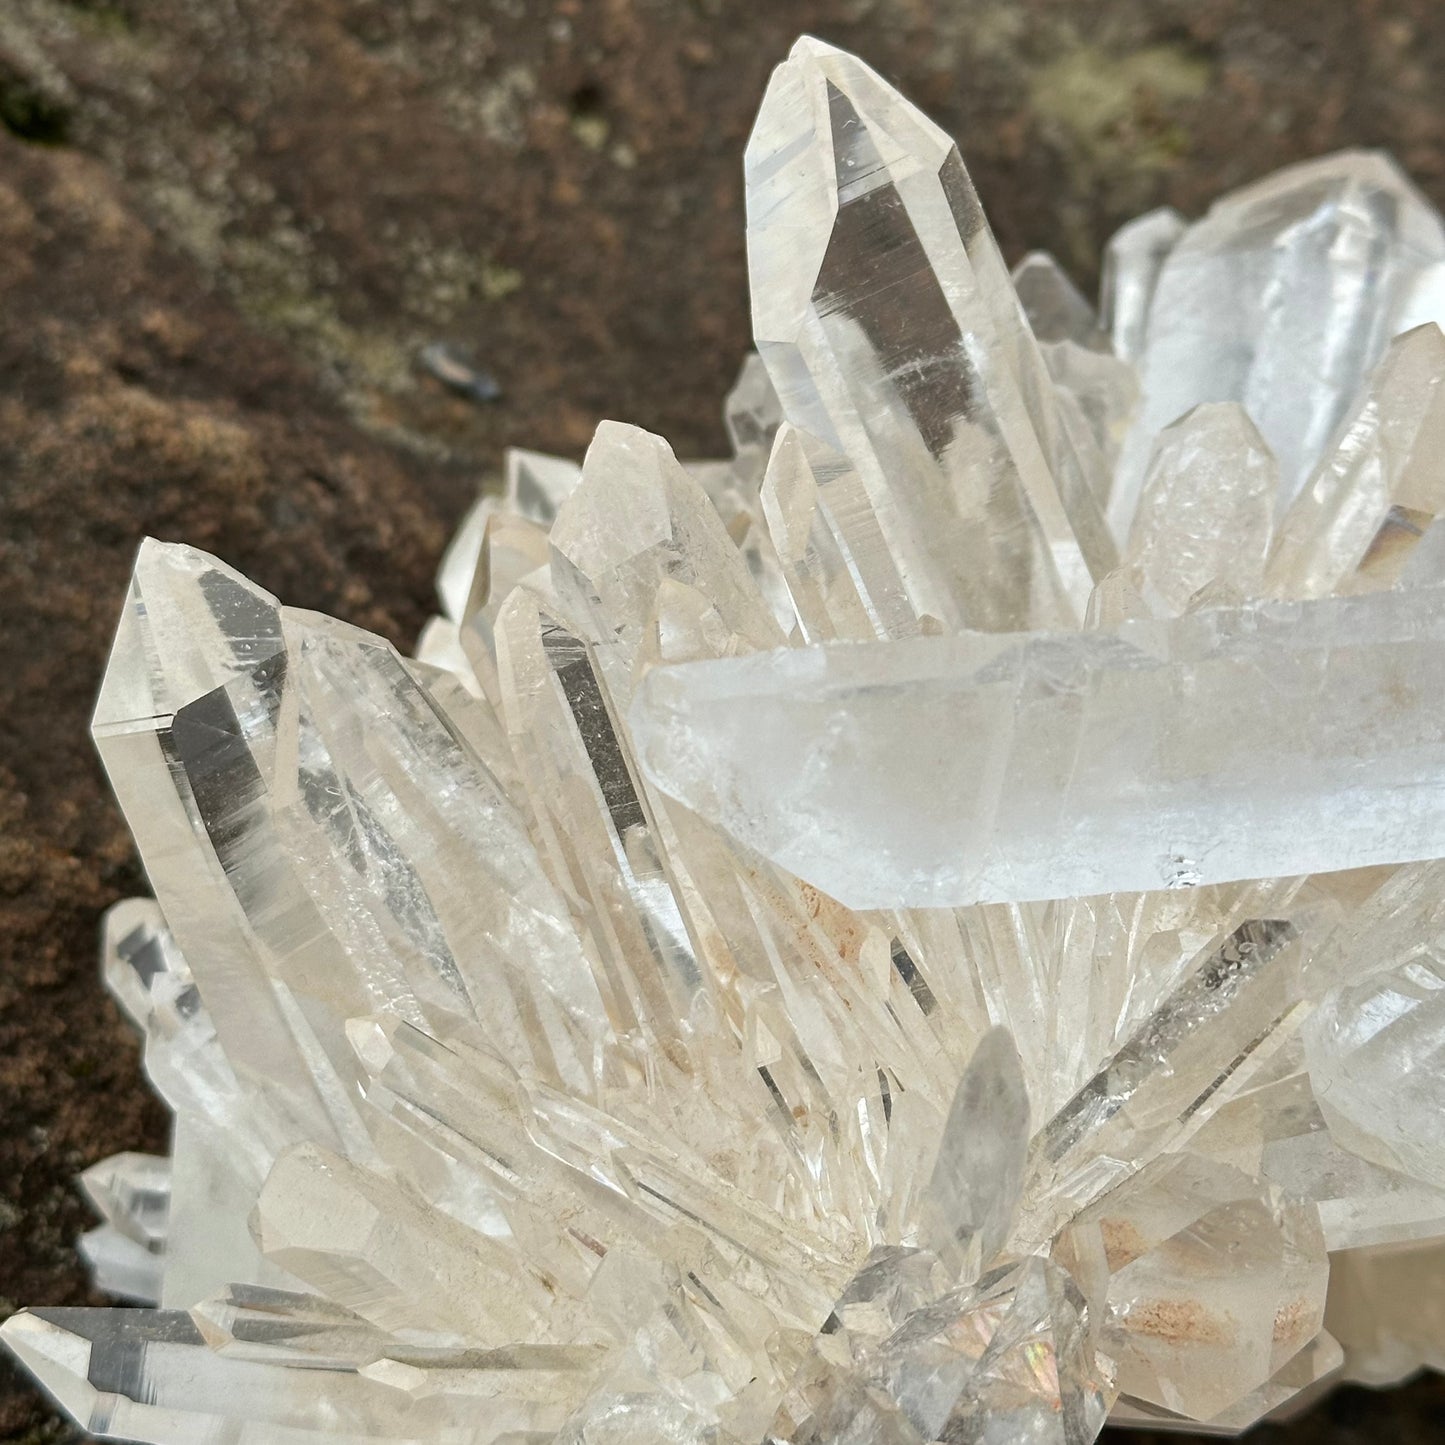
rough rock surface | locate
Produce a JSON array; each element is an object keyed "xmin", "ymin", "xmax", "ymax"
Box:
[{"xmin": 2, "ymin": 1, "xmax": 1445, "ymax": 1440}]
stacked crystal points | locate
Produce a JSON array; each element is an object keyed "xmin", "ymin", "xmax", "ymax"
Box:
[{"xmin": 7, "ymin": 36, "xmax": 1445, "ymax": 1445}]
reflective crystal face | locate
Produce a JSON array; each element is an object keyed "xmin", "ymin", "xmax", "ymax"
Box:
[
  {"xmin": 1110, "ymin": 151, "xmax": 1445, "ymax": 532},
  {"xmin": 1053, "ymin": 1153, "xmax": 1329, "ymax": 1422},
  {"xmin": 7, "ymin": 33, "xmax": 1445, "ymax": 1445}
]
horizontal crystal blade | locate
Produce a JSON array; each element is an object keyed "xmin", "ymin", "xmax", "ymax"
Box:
[
  {"xmin": 632, "ymin": 586, "xmax": 1445, "ymax": 908},
  {"xmin": 0, "ymin": 1303, "xmax": 598, "ymax": 1443}
]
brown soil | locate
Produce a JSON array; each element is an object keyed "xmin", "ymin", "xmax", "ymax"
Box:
[{"xmin": 3, "ymin": 1, "xmax": 1445, "ymax": 1440}]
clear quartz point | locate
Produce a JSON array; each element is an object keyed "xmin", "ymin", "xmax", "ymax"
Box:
[
  {"xmin": 1013, "ymin": 251, "xmax": 1107, "ymax": 349},
  {"xmin": 1112, "ymin": 151, "xmax": 1445, "ymax": 536},
  {"xmin": 747, "ymin": 37, "xmax": 1114, "ymax": 635},
  {"xmin": 1099, "ymin": 207, "xmax": 1185, "ymax": 368},
  {"xmin": 10, "ymin": 34, "xmax": 1445, "ymax": 1445},
  {"xmin": 506, "ymin": 447, "xmax": 583, "ymax": 526},
  {"xmin": 80, "ymin": 1153, "xmax": 170, "ymax": 1256},
  {"xmin": 1266, "ymin": 321, "xmax": 1445, "ymax": 598},
  {"xmin": 1111, "ymin": 402, "xmax": 1277, "ymax": 616},
  {"xmin": 915, "ymin": 1028, "xmax": 1030, "ymax": 1282}
]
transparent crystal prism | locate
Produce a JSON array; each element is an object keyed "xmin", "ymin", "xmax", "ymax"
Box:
[
  {"xmin": 632, "ymin": 586, "xmax": 1445, "ymax": 908},
  {"xmin": 1112, "ymin": 151, "xmax": 1445, "ymax": 534}
]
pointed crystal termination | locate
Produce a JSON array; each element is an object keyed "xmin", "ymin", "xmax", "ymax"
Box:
[
  {"xmin": 0, "ymin": 1294, "xmax": 601, "ymax": 1442},
  {"xmin": 78, "ymin": 1152, "xmax": 171, "ymax": 1303},
  {"xmin": 1267, "ymin": 322, "xmax": 1445, "ymax": 598},
  {"xmin": 86, "ymin": 1152, "xmax": 169, "ymax": 1238},
  {"xmin": 89, "ymin": 544, "xmax": 352, "ymax": 1159},
  {"xmin": 1053, "ymin": 1153, "xmax": 1328, "ymax": 1423},
  {"xmin": 633, "ymin": 585, "xmax": 1445, "ymax": 909},
  {"xmin": 1304, "ymin": 861, "xmax": 1445, "ymax": 1193},
  {"xmin": 760, "ymin": 422, "xmax": 917, "ymax": 643},
  {"xmin": 1112, "ymin": 151, "xmax": 1445, "ymax": 536},
  {"xmin": 550, "ymin": 420, "xmax": 785, "ymax": 659},
  {"xmin": 435, "ymin": 448, "xmax": 580, "ymax": 627},
  {"xmin": 506, "ymin": 446, "xmax": 584, "ymax": 527},
  {"xmin": 1099, "ymin": 207, "xmax": 1185, "ymax": 367},
  {"xmin": 771, "ymin": 1256, "xmax": 1115, "ymax": 1445},
  {"xmin": 1105, "ymin": 402, "xmax": 1277, "ymax": 617},
  {"xmin": 1013, "ymin": 251, "xmax": 1108, "ymax": 349},
  {"xmin": 746, "ymin": 37, "xmax": 1114, "ymax": 637},
  {"xmin": 914, "ymin": 1028, "xmax": 1030, "ymax": 1284},
  {"xmin": 93, "ymin": 539, "xmax": 612, "ymax": 1146}
]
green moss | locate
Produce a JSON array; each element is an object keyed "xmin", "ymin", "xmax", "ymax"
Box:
[
  {"xmin": 1030, "ymin": 42, "xmax": 1211, "ymax": 177},
  {"xmin": 571, "ymin": 113, "xmax": 610, "ymax": 152},
  {"xmin": 61, "ymin": 1, "xmax": 134, "ymax": 36},
  {"xmin": 146, "ymin": 183, "xmax": 229, "ymax": 270},
  {"xmin": 480, "ymin": 261, "xmax": 523, "ymax": 301},
  {"xmin": 399, "ymin": 240, "xmax": 524, "ymax": 321},
  {"xmin": 224, "ymin": 233, "xmax": 411, "ymax": 397}
]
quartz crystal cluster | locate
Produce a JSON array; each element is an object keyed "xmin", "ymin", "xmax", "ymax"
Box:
[{"xmin": 8, "ymin": 36, "xmax": 1445, "ymax": 1445}]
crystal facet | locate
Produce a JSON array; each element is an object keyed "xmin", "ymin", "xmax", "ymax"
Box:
[
  {"xmin": 631, "ymin": 587, "xmax": 1445, "ymax": 908},
  {"xmin": 1111, "ymin": 151, "xmax": 1445, "ymax": 533}
]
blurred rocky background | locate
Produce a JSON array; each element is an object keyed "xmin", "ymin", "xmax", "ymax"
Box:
[{"xmin": 2, "ymin": 1, "xmax": 1445, "ymax": 1439}]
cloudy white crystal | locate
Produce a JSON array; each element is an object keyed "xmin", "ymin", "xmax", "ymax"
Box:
[{"xmin": 631, "ymin": 587, "xmax": 1445, "ymax": 909}]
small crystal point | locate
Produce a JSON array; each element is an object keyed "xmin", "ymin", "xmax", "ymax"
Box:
[
  {"xmin": 915, "ymin": 1027, "xmax": 1030, "ymax": 1282},
  {"xmin": 760, "ymin": 422, "xmax": 916, "ymax": 642},
  {"xmin": 551, "ymin": 419, "xmax": 784, "ymax": 657},
  {"xmin": 81, "ymin": 1152, "xmax": 170, "ymax": 1251},
  {"xmin": 0, "ymin": 1312, "xmax": 106, "ymax": 1438},
  {"xmin": 1013, "ymin": 250, "xmax": 1107, "ymax": 349},
  {"xmin": 1111, "ymin": 401, "xmax": 1277, "ymax": 616},
  {"xmin": 507, "ymin": 446, "xmax": 583, "ymax": 526}
]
